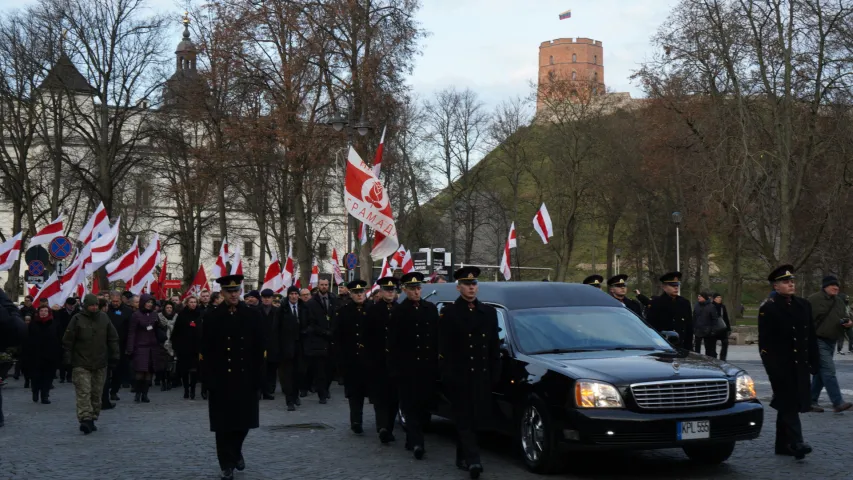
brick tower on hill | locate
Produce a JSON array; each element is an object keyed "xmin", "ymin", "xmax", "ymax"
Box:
[{"xmin": 537, "ymin": 38, "xmax": 605, "ymax": 112}]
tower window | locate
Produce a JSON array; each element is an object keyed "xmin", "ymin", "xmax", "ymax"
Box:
[
  {"xmin": 549, "ymin": 55, "xmax": 554, "ymax": 65},
  {"xmin": 572, "ymin": 54, "xmax": 577, "ymax": 63},
  {"xmin": 594, "ymin": 72, "xmax": 599, "ymax": 82},
  {"xmin": 572, "ymin": 71, "xmax": 577, "ymax": 80},
  {"xmin": 594, "ymin": 55, "xmax": 598, "ymax": 64},
  {"xmin": 547, "ymin": 71, "xmax": 555, "ymax": 82}
]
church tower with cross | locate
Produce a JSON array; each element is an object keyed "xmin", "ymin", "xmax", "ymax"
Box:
[{"xmin": 162, "ymin": 12, "xmax": 207, "ymax": 109}]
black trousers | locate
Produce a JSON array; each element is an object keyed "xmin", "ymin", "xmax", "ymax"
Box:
[
  {"xmin": 58, "ymin": 365, "xmax": 72, "ymax": 382},
  {"xmin": 264, "ymin": 361, "xmax": 278, "ymax": 395},
  {"xmin": 304, "ymin": 356, "xmax": 328, "ymax": 399},
  {"xmin": 349, "ymin": 395, "xmax": 365, "ymax": 426},
  {"xmin": 775, "ymin": 410, "xmax": 804, "ymax": 448},
  {"xmin": 456, "ymin": 427, "xmax": 480, "ymax": 465},
  {"xmin": 278, "ymin": 359, "xmax": 297, "ymax": 404},
  {"xmin": 101, "ymin": 367, "xmax": 113, "ymax": 405},
  {"xmin": 215, "ymin": 430, "xmax": 249, "ymax": 470},
  {"xmin": 703, "ymin": 337, "xmax": 718, "ymax": 358},
  {"xmin": 374, "ymin": 379, "xmax": 398, "ymax": 434},
  {"xmin": 399, "ymin": 382, "xmax": 432, "ymax": 448},
  {"xmin": 31, "ymin": 364, "xmax": 54, "ymax": 400},
  {"xmin": 718, "ymin": 336, "xmax": 729, "ymax": 361},
  {"xmin": 693, "ymin": 336, "xmax": 703, "ymax": 354}
]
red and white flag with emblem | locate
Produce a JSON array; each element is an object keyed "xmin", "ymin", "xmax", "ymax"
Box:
[
  {"xmin": 532, "ymin": 203, "xmax": 554, "ymax": 244},
  {"xmin": 499, "ymin": 223, "xmax": 517, "ymax": 281},
  {"xmin": 344, "ymin": 146, "xmax": 399, "ymax": 260}
]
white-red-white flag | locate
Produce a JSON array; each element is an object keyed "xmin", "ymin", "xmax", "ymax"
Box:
[
  {"xmin": 0, "ymin": 232, "xmax": 23, "ymax": 272},
  {"xmin": 344, "ymin": 146, "xmax": 399, "ymax": 260},
  {"xmin": 181, "ymin": 265, "xmax": 210, "ymax": 300},
  {"xmin": 229, "ymin": 245, "xmax": 244, "ymax": 297},
  {"xmin": 533, "ymin": 203, "xmax": 554, "ymax": 244},
  {"xmin": 262, "ymin": 254, "xmax": 284, "ymax": 293},
  {"xmin": 78, "ymin": 202, "xmax": 110, "ymax": 244},
  {"xmin": 308, "ymin": 258, "xmax": 319, "ymax": 289},
  {"xmin": 211, "ymin": 238, "xmax": 230, "ymax": 291},
  {"xmin": 331, "ymin": 248, "xmax": 344, "ymax": 286},
  {"xmin": 389, "ymin": 245, "xmax": 414, "ymax": 274},
  {"xmin": 106, "ymin": 236, "xmax": 138, "ymax": 284},
  {"xmin": 129, "ymin": 234, "xmax": 160, "ymax": 295},
  {"xmin": 88, "ymin": 217, "xmax": 120, "ymax": 274},
  {"xmin": 281, "ymin": 245, "xmax": 295, "ymax": 287},
  {"xmin": 370, "ymin": 257, "xmax": 393, "ymax": 295},
  {"xmin": 294, "ymin": 264, "xmax": 302, "ymax": 289},
  {"xmin": 499, "ymin": 222, "xmax": 517, "ymax": 281},
  {"xmin": 33, "ymin": 271, "xmax": 64, "ymax": 307},
  {"xmin": 59, "ymin": 242, "xmax": 92, "ymax": 300},
  {"xmin": 28, "ymin": 214, "xmax": 64, "ymax": 248}
]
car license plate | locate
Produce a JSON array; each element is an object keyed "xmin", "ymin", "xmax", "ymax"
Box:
[{"xmin": 677, "ymin": 420, "xmax": 710, "ymax": 440}]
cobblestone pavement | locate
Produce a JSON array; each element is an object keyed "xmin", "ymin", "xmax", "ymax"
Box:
[{"xmin": 1, "ymin": 351, "xmax": 852, "ymax": 480}]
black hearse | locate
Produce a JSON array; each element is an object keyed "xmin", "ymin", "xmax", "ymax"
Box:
[{"xmin": 402, "ymin": 282, "xmax": 763, "ymax": 473}]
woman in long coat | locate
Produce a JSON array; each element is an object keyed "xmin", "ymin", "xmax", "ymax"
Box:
[
  {"xmin": 127, "ymin": 294, "xmax": 162, "ymax": 403},
  {"xmin": 26, "ymin": 305, "xmax": 61, "ymax": 404},
  {"xmin": 171, "ymin": 296, "xmax": 203, "ymax": 399},
  {"xmin": 156, "ymin": 302, "xmax": 177, "ymax": 391}
]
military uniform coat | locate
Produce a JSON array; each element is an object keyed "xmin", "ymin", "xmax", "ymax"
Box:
[
  {"xmin": 302, "ymin": 297, "xmax": 334, "ymax": 357},
  {"xmin": 334, "ymin": 301, "xmax": 372, "ymax": 398},
  {"xmin": 257, "ymin": 305, "xmax": 280, "ymax": 362},
  {"xmin": 613, "ymin": 296, "xmax": 643, "ymax": 318},
  {"xmin": 366, "ymin": 299, "xmax": 396, "ymax": 400},
  {"xmin": 438, "ymin": 297, "xmax": 501, "ymax": 430},
  {"xmin": 201, "ymin": 302, "xmax": 266, "ymax": 432},
  {"xmin": 646, "ymin": 294, "xmax": 693, "ymax": 349},
  {"xmin": 758, "ymin": 295, "xmax": 819, "ymax": 413},
  {"xmin": 388, "ymin": 298, "xmax": 439, "ymax": 395}
]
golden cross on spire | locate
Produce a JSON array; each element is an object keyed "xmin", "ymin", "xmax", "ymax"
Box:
[{"xmin": 182, "ymin": 11, "xmax": 190, "ymax": 26}]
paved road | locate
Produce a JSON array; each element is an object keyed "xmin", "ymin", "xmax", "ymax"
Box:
[{"xmin": 1, "ymin": 348, "xmax": 852, "ymax": 480}]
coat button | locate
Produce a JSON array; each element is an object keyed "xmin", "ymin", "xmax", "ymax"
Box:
[
  {"xmin": 469, "ymin": 334, "xmax": 472, "ymax": 337},
  {"xmin": 228, "ymin": 359, "xmax": 231, "ymax": 362},
  {"xmin": 470, "ymin": 345, "xmax": 473, "ymax": 348},
  {"xmin": 482, "ymin": 334, "xmax": 485, "ymax": 337},
  {"xmin": 227, "ymin": 348, "xmax": 230, "ymax": 351},
  {"xmin": 794, "ymin": 349, "xmax": 797, "ymax": 353},
  {"xmin": 228, "ymin": 369, "xmax": 231, "ymax": 372},
  {"xmin": 471, "ymin": 368, "xmax": 474, "ymax": 371},
  {"xmin": 471, "ymin": 356, "xmax": 474, "ymax": 360}
]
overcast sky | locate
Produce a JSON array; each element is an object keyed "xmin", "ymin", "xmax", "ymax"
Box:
[{"xmin": 1, "ymin": 0, "xmax": 681, "ymax": 109}]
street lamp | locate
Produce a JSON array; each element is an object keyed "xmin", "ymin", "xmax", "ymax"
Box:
[
  {"xmin": 671, "ymin": 211, "xmax": 683, "ymax": 271},
  {"xmin": 615, "ymin": 247, "xmax": 622, "ymax": 275}
]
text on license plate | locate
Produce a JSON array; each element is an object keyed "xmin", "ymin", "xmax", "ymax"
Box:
[{"xmin": 677, "ymin": 420, "xmax": 710, "ymax": 440}]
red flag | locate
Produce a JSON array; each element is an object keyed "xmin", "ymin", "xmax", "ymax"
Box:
[
  {"xmin": 91, "ymin": 277, "xmax": 100, "ymax": 295},
  {"xmin": 344, "ymin": 147, "xmax": 399, "ymax": 259},
  {"xmin": 533, "ymin": 203, "xmax": 554, "ymax": 244},
  {"xmin": 181, "ymin": 265, "xmax": 210, "ymax": 300},
  {"xmin": 153, "ymin": 255, "xmax": 168, "ymax": 300},
  {"xmin": 27, "ymin": 283, "xmax": 38, "ymax": 298}
]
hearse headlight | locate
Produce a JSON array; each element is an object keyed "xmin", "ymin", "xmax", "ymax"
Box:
[
  {"xmin": 735, "ymin": 372, "xmax": 757, "ymax": 401},
  {"xmin": 575, "ymin": 380, "xmax": 624, "ymax": 408}
]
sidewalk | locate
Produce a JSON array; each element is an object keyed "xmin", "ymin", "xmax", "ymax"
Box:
[{"xmin": 712, "ymin": 344, "xmax": 853, "ymax": 362}]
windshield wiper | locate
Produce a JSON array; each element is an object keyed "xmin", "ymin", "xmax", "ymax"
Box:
[
  {"xmin": 527, "ymin": 348, "xmax": 599, "ymax": 355},
  {"xmin": 599, "ymin": 347, "xmax": 658, "ymax": 351}
]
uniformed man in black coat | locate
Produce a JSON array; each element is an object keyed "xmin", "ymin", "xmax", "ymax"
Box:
[
  {"xmin": 759, "ymin": 265, "xmax": 819, "ymax": 459},
  {"xmin": 278, "ymin": 286, "xmax": 306, "ymax": 411},
  {"xmin": 258, "ymin": 289, "xmax": 279, "ymax": 400},
  {"xmin": 439, "ymin": 267, "xmax": 500, "ymax": 480},
  {"xmin": 645, "ymin": 272, "xmax": 693, "ymax": 348},
  {"xmin": 366, "ymin": 276, "xmax": 400, "ymax": 444},
  {"xmin": 334, "ymin": 280, "xmax": 371, "ymax": 433},
  {"xmin": 390, "ymin": 272, "xmax": 439, "ymax": 460},
  {"xmin": 582, "ymin": 275, "xmax": 604, "ymax": 289},
  {"xmin": 201, "ymin": 275, "xmax": 266, "ymax": 480},
  {"xmin": 607, "ymin": 275, "xmax": 643, "ymax": 317}
]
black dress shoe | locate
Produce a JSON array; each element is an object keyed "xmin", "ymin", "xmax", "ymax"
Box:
[
  {"xmin": 294, "ymin": 397, "xmax": 301, "ymax": 406},
  {"xmin": 379, "ymin": 428, "xmax": 392, "ymax": 444},
  {"xmin": 262, "ymin": 393, "xmax": 275, "ymax": 400},
  {"xmin": 319, "ymin": 398, "xmax": 327, "ymax": 404},
  {"xmin": 786, "ymin": 443, "xmax": 808, "ymax": 460},
  {"xmin": 352, "ymin": 423, "xmax": 364, "ymax": 434},
  {"xmin": 287, "ymin": 404, "xmax": 296, "ymax": 411},
  {"xmin": 101, "ymin": 402, "xmax": 115, "ymax": 410},
  {"xmin": 89, "ymin": 420, "xmax": 97, "ymax": 432},
  {"xmin": 220, "ymin": 468, "xmax": 234, "ymax": 480},
  {"xmin": 414, "ymin": 446, "xmax": 425, "ymax": 460},
  {"xmin": 33, "ymin": 392, "xmax": 39, "ymax": 403},
  {"xmin": 299, "ymin": 390, "xmax": 308, "ymax": 398},
  {"xmin": 235, "ymin": 455, "xmax": 245, "ymax": 471},
  {"xmin": 41, "ymin": 398, "xmax": 51, "ymax": 405},
  {"xmin": 456, "ymin": 460, "xmax": 468, "ymax": 471},
  {"xmin": 469, "ymin": 463, "xmax": 483, "ymax": 479},
  {"xmin": 79, "ymin": 421, "xmax": 92, "ymax": 435}
]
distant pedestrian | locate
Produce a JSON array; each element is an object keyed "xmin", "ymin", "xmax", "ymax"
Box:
[
  {"xmin": 61, "ymin": 294, "xmax": 120, "ymax": 434},
  {"xmin": 26, "ymin": 306, "xmax": 61, "ymax": 404},
  {"xmin": 837, "ymin": 293, "xmax": 853, "ymax": 355},
  {"xmin": 711, "ymin": 294, "xmax": 731, "ymax": 361},
  {"xmin": 807, "ymin": 275, "xmax": 853, "ymax": 413},
  {"xmin": 127, "ymin": 294, "xmax": 161, "ymax": 403},
  {"xmin": 171, "ymin": 296, "xmax": 203, "ymax": 399}
]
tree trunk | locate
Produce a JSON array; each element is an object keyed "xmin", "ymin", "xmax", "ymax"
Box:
[
  {"xmin": 292, "ymin": 173, "xmax": 311, "ymax": 285},
  {"xmin": 257, "ymin": 213, "xmax": 268, "ymax": 290},
  {"xmin": 726, "ymin": 230, "xmax": 743, "ymax": 323}
]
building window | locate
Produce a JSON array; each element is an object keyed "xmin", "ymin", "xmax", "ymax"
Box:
[
  {"xmin": 594, "ymin": 72, "xmax": 599, "ymax": 82},
  {"xmin": 549, "ymin": 55, "xmax": 554, "ymax": 65},
  {"xmin": 572, "ymin": 53, "xmax": 577, "ymax": 63},
  {"xmin": 136, "ymin": 183, "xmax": 152, "ymax": 208},
  {"xmin": 212, "ymin": 239, "xmax": 222, "ymax": 256},
  {"xmin": 317, "ymin": 241, "xmax": 329, "ymax": 260},
  {"xmin": 243, "ymin": 241, "xmax": 254, "ymax": 257},
  {"xmin": 572, "ymin": 71, "xmax": 577, "ymax": 80},
  {"xmin": 547, "ymin": 70, "xmax": 555, "ymax": 82},
  {"xmin": 594, "ymin": 55, "xmax": 598, "ymax": 64},
  {"xmin": 318, "ymin": 191, "xmax": 330, "ymax": 214}
]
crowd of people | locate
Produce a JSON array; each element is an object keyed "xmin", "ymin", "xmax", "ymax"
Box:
[{"xmin": 2, "ymin": 265, "xmax": 853, "ymax": 476}]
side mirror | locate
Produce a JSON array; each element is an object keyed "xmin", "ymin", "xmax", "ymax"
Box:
[{"xmin": 661, "ymin": 330, "xmax": 681, "ymax": 346}]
